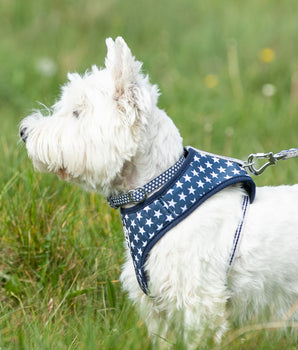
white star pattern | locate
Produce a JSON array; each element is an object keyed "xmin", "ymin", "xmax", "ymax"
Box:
[
  {"xmin": 168, "ymin": 199, "xmax": 177, "ymax": 207},
  {"xmin": 176, "ymin": 180, "xmax": 183, "ymax": 188},
  {"xmin": 166, "ymin": 214, "xmax": 174, "ymax": 222},
  {"xmin": 188, "ymin": 186, "xmax": 196, "ymax": 195},
  {"xmin": 197, "ymin": 180, "xmax": 204, "ymax": 188},
  {"xmin": 204, "ymin": 176, "xmax": 211, "ymax": 183},
  {"xmin": 184, "ymin": 174, "xmax": 192, "ymax": 182},
  {"xmin": 178, "ymin": 192, "xmax": 187, "ymax": 201},
  {"xmin": 211, "ymin": 171, "xmax": 218, "ymax": 178},
  {"xmin": 181, "ymin": 205, "xmax": 187, "ymax": 212},
  {"xmin": 154, "ymin": 210, "xmax": 162, "ymax": 219},
  {"xmin": 144, "ymin": 206, "xmax": 151, "ymax": 213},
  {"xmin": 145, "ymin": 218, "xmax": 153, "ymax": 227},
  {"xmin": 120, "ymin": 147, "xmax": 254, "ymax": 294}
]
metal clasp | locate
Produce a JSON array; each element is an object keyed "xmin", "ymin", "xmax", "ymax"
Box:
[
  {"xmin": 127, "ymin": 187, "xmax": 147, "ymax": 205},
  {"xmin": 245, "ymin": 152, "xmax": 277, "ymax": 175}
]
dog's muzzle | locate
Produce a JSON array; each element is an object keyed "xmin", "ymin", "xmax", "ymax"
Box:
[{"xmin": 20, "ymin": 128, "xmax": 28, "ymax": 143}]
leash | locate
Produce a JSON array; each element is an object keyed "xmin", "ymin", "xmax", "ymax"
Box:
[{"xmin": 243, "ymin": 148, "xmax": 298, "ymax": 175}]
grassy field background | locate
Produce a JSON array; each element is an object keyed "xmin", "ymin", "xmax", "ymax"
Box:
[{"xmin": 1, "ymin": 0, "xmax": 298, "ymax": 348}]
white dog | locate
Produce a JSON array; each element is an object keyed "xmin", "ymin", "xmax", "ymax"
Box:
[{"xmin": 20, "ymin": 37, "xmax": 298, "ymax": 346}]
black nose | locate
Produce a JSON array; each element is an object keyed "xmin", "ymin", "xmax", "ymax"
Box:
[{"xmin": 20, "ymin": 128, "xmax": 28, "ymax": 143}]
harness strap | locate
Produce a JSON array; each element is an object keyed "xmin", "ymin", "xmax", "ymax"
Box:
[
  {"xmin": 227, "ymin": 195, "xmax": 249, "ymax": 271},
  {"xmin": 107, "ymin": 147, "xmax": 298, "ymax": 209},
  {"xmin": 185, "ymin": 146, "xmax": 298, "ymax": 176}
]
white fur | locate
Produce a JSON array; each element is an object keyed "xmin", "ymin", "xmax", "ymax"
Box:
[{"xmin": 20, "ymin": 37, "xmax": 298, "ymax": 346}]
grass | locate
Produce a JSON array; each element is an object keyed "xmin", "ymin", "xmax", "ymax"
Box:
[{"xmin": 1, "ymin": 0, "xmax": 298, "ymax": 348}]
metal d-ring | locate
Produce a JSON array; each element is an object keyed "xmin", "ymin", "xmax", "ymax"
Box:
[{"xmin": 127, "ymin": 187, "xmax": 147, "ymax": 205}]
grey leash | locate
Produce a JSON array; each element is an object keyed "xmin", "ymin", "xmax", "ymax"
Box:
[{"xmin": 243, "ymin": 148, "xmax": 298, "ymax": 175}]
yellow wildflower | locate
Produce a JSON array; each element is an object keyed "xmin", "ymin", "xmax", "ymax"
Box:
[
  {"xmin": 259, "ymin": 48, "xmax": 275, "ymax": 63},
  {"xmin": 204, "ymin": 74, "xmax": 218, "ymax": 89}
]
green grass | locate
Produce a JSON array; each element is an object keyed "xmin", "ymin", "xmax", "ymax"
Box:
[{"xmin": 1, "ymin": 0, "xmax": 298, "ymax": 348}]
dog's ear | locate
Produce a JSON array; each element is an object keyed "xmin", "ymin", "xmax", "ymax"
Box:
[
  {"xmin": 105, "ymin": 37, "xmax": 142, "ymax": 91},
  {"xmin": 105, "ymin": 37, "xmax": 145, "ymax": 120}
]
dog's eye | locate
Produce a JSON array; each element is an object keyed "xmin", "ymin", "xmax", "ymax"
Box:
[{"xmin": 73, "ymin": 110, "xmax": 80, "ymax": 118}]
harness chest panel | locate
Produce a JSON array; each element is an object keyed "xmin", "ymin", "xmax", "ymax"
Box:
[{"xmin": 121, "ymin": 147, "xmax": 255, "ymax": 294}]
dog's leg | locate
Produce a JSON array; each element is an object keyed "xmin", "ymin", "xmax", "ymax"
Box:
[
  {"xmin": 122, "ymin": 246, "xmax": 230, "ymax": 347},
  {"xmin": 140, "ymin": 275, "xmax": 230, "ymax": 347}
]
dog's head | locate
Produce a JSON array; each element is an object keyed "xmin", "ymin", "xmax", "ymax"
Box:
[{"xmin": 20, "ymin": 37, "xmax": 160, "ymax": 195}]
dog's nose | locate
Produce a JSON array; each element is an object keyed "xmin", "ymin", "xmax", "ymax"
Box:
[{"xmin": 20, "ymin": 128, "xmax": 28, "ymax": 143}]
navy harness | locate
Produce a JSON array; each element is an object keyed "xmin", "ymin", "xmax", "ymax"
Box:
[{"xmin": 113, "ymin": 147, "xmax": 256, "ymax": 294}]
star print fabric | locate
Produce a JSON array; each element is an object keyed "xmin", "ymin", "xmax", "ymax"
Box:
[{"xmin": 121, "ymin": 147, "xmax": 255, "ymax": 294}]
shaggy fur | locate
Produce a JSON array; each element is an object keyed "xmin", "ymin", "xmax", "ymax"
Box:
[{"xmin": 20, "ymin": 37, "xmax": 298, "ymax": 346}]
